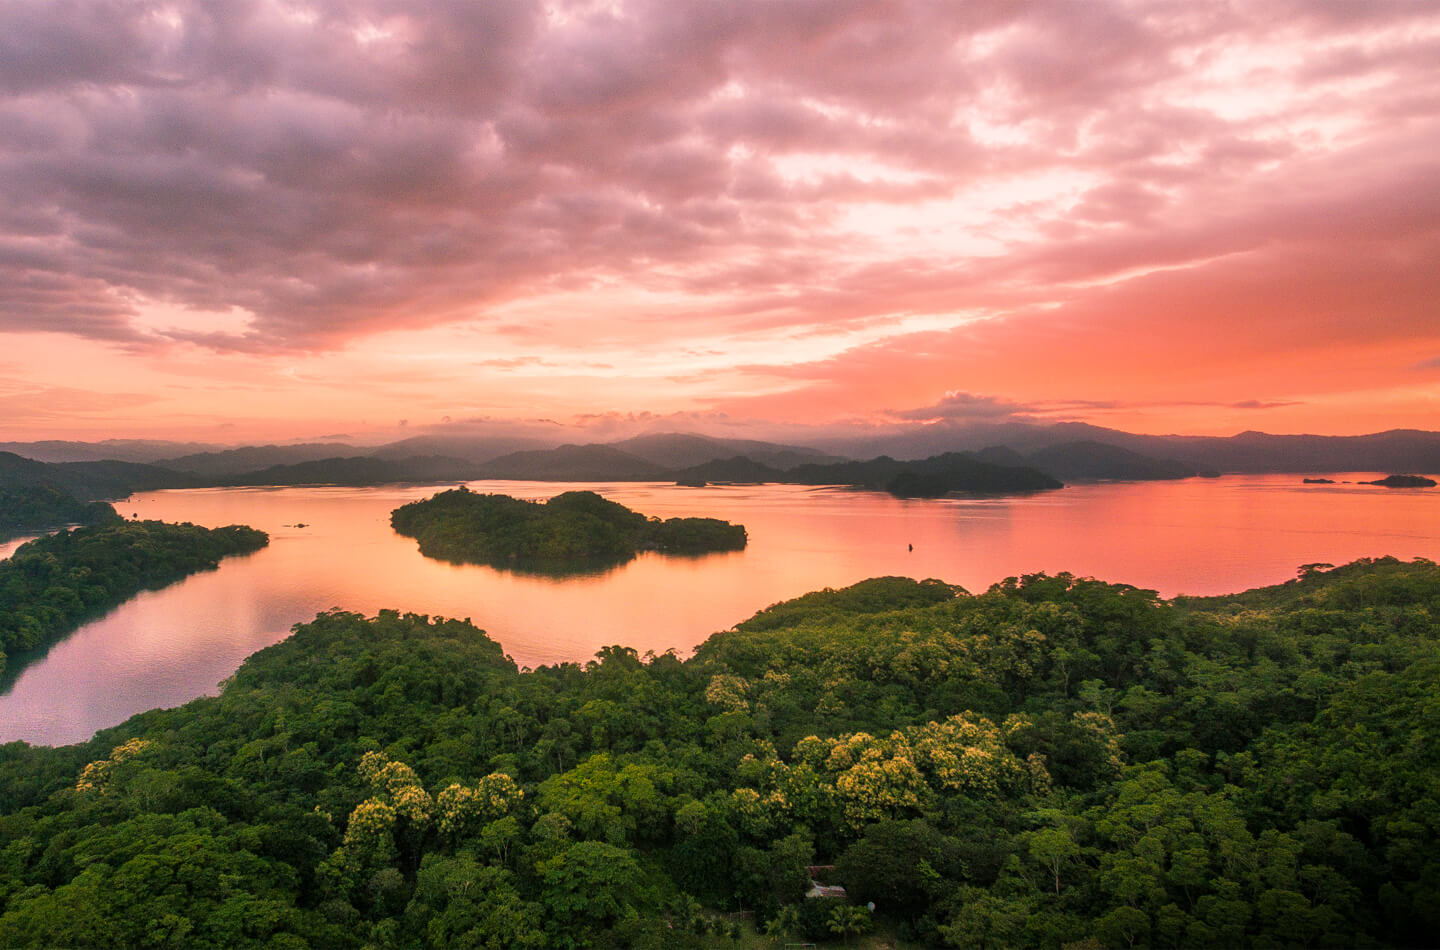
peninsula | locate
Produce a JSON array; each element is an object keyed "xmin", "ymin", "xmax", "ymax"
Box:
[{"xmin": 0, "ymin": 520, "xmax": 268, "ymax": 676}]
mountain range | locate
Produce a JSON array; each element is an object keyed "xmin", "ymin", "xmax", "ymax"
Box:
[
  {"xmin": 0, "ymin": 452, "xmax": 203, "ymax": 501},
  {"xmin": 0, "ymin": 425, "xmax": 1435, "ymax": 499},
  {"xmin": 812, "ymin": 422, "xmax": 1440, "ymax": 474}
]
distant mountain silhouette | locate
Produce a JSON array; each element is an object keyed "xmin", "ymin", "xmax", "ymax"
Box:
[
  {"xmin": 156, "ymin": 443, "xmax": 359, "ymax": 477},
  {"xmin": 0, "ymin": 439, "xmax": 221, "ymax": 464},
  {"xmin": 0, "ymin": 452, "xmax": 199, "ymax": 499},
  {"xmin": 1152, "ymin": 429, "xmax": 1440, "ymax": 474},
  {"xmin": 1024, "ymin": 441, "xmax": 1194, "ymax": 482},
  {"xmin": 610, "ymin": 432, "xmax": 840, "ymax": 470},
  {"xmin": 475, "ymin": 444, "xmax": 669, "ymax": 481},
  {"xmin": 670, "ymin": 456, "xmax": 786, "ymax": 483},
  {"xmin": 815, "ymin": 421, "xmax": 1112, "ymax": 459},
  {"xmin": 972, "ymin": 445, "xmax": 1030, "ymax": 468},
  {"xmin": 217, "ymin": 456, "xmax": 476, "ymax": 486},
  {"xmin": 370, "ymin": 434, "xmax": 555, "ymax": 464},
  {"xmin": 4, "ymin": 425, "xmax": 1437, "ymax": 489},
  {"xmin": 818, "ymin": 423, "xmax": 1440, "ymax": 475}
]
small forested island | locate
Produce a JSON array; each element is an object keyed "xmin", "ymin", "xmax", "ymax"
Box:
[
  {"xmin": 1362, "ymin": 474, "xmax": 1436, "ymax": 488},
  {"xmin": 678, "ymin": 452, "xmax": 1064, "ymax": 497},
  {"xmin": 0, "ymin": 485, "xmax": 120, "ymax": 538},
  {"xmin": 391, "ymin": 488, "xmax": 747, "ymax": 571},
  {"xmin": 0, "ymin": 520, "xmax": 268, "ymax": 675},
  {"xmin": 0, "ymin": 557, "xmax": 1437, "ymax": 947},
  {"xmin": 1302, "ymin": 477, "xmax": 1336, "ymax": 484}
]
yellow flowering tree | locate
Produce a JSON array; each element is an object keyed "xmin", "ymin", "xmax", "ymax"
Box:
[
  {"xmin": 436, "ymin": 772, "xmax": 525, "ymax": 839},
  {"xmin": 74, "ymin": 738, "xmax": 154, "ymax": 794}
]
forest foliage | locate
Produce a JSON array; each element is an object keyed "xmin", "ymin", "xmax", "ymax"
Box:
[
  {"xmin": 0, "ymin": 485, "xmax": 120, "ymax": 538},
  {"xmin": 0, "ymin": 557, "xmax": 1437, "ymax": 947},
  {"xmin": 390, "ymin": 489, "xmax": 747, "ymax": 572},
  {"xmin": 0, "ymin": 520, "xmax": 268, "ymax": 676}
]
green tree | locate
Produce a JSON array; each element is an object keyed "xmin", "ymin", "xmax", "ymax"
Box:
[
  {"xmin": 538, "ymin": 841, "xmax": 649, "ymax": 947},
  {"xmin": 828, "ymin": 903, "xmax": 871, "ymax": 945}
]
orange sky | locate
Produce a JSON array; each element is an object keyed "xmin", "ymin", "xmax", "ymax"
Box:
[{"xmin": 1, "ymin": 0, "xmax": 1437, "ymax": 445}]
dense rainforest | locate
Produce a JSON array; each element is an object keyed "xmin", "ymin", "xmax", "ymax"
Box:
[
  {"xmin": 0, "ymin": 485, "xmax": 120, "ymax": 538},
  {"xmin": 0, "ymin": 520, "xmax": 269, "ymax": 676},
  {"xmin": 391, "ymin": 489, "xmax": 747, "ymax": 571},
  {"xmin": 0, "ymin": 557, "xmax": 1436, "ymax": 947}
]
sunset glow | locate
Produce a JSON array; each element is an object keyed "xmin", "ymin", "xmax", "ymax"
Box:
[{"xmin": 2, "ymin": 0, "xmax": 1438, "ymax": 443}]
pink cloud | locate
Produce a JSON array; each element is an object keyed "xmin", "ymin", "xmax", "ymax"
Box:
[{"xmin": 0, "ymin": 0, "xmax": 1436, "ymax": 438}]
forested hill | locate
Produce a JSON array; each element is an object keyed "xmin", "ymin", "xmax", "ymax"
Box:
[
  {"xmin": 0, "ymin": 520, "xmax": 268, "ymax": 677},
  {"xmin": 0, "ymin": 451, "xmax": 200, "ymax": 500},
  {"xmin": 0, "ymin": 485, "xmax": 120, "ymax": 538},
  {"xmin": 0, "ymin": 557, "xmax": 1436, "ymax": 947}
]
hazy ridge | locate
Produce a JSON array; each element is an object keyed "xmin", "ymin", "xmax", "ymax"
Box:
[{"xmin": 0, "ymin": 427, "xmax": 1436, "ymax": 499}]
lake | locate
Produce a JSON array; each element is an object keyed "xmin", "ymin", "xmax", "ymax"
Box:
[{"xmin": 1, "ymin": 475, "xmax": 1435, "ymax": 746}]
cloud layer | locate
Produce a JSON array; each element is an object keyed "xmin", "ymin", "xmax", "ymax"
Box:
[{"xmin": 1, "ymin": 0, "xmax": 1438, "ymax": 437}]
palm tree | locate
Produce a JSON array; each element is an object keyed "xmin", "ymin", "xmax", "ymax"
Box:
[
  {"xmin": 828, "ymin": 904, "xmax": 871, "ymax": 946},
  {"xmin": 765, "ymin": 905, "xmax": 801, "ymax": 944}
]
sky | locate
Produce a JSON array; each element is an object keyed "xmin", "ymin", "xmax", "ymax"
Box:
[{"xmin": 1, "ymin": 0, "xmax": 1438, "ymax": 446}]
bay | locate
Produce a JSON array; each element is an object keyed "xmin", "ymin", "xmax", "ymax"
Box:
[
  {"xmin": 0, "ymin": 535, "xmax": 40, "ymax": 561},
  {"xmin": 1, "ymin": 474, "xmax": 1434, "ymax": 746}
]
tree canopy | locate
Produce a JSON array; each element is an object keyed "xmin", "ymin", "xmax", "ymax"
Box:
[
  {"xmin": 0, "ymin": 556, "xmax": 1437, "ymax": 947},
  {"xmin": 0, "ymin": 485, "xmax": 119, "ymax": 538}
]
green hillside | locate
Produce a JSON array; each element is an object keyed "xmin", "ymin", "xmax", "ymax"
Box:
[
  {"xmin": 0, "ymin": 485, "xmax": 120, "ymax": 538},
  {"xmin": 0, "ymin": 557, "xmax": 1436, "ymax": 947}
]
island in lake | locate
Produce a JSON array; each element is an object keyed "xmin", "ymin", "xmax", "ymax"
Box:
[
  {"xmin": 1363, "ymin": 474, "xmax": 1437, "ymax": 488},
  {"xmin": 390, "ymin": 488, "xmax": 747, "ymax": 572}
]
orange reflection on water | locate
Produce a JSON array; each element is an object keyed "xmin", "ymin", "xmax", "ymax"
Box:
[{"xmin": 0, "ymin": 475, "xmax": 1434, "ymax": 746}]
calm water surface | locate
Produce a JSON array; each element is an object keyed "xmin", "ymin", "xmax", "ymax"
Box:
[
  {"xmin": 0, "ymin": 536, "xmax": 37, "ymax": 561},
  {"xmin": 1, "ymin": 475, "xmax": 1435, "ymax": 746}
]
